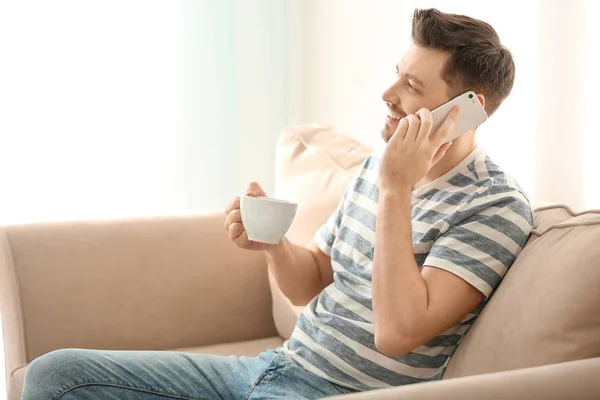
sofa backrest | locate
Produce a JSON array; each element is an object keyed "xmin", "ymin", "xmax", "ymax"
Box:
[
  {"xmin": 0, "ymin": 214, "xmax": 276, "ymax": 375},
  {"xmin": 444, "ymin": 204, "xmax": 600, "ymax": 377},
  {"xmin": 272, "ymin": 124, "xmax": 600, "ymax": 377}
]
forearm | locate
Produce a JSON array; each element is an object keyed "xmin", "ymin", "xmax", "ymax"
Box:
[
  {"xmin": 265, "ymin": 237, "xmax": 327, "ymax": 306},
  {"xmin": 372, "ymin": 187, "xmax": 429, "ymax": 348}
]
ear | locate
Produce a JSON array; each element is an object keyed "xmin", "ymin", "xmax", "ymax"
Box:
[{"xmin": 476, "ymin": 93, "xmax": 486, "ymax": 109}]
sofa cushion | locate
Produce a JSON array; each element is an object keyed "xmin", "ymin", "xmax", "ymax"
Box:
[
  {"xmin": 7, "ymin": 337, "xmax": 285, "ymax": 400},
  {"xmin": 7, "ymin": 365, "xmax": 26, "ymax": 400},
  {"xmin": 444, "ymin": 205, "xmax": 600, "ymax": 378},
  {"xmin": 0, "ymin": 213, "xmax": 275, "ymax": 364},
  {"xmin": 272, "ymin": 124, "xmax": 373, "ymax": 339}
]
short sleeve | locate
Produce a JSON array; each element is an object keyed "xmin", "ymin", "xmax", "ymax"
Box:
[
  {"xmin": 314, "ymin": 189, "xmax": 349, "ymax": 256},
  {"xmin": 424, "ymin": 188, "xmax": 533, "ymax": 297}
]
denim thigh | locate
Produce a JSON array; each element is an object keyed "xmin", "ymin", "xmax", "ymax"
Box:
[
  {"xmin": 22, "ymin": 348, "xmax": 278, "ymax": 400},
  {"xmin": 21, "ymin": 348, "xmax": 355, "ymax": 400}
]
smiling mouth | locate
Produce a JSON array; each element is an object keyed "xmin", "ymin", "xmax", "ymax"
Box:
[{"xmin": 386, "ymin": 110, "xmax": 405, "ymax": 122}]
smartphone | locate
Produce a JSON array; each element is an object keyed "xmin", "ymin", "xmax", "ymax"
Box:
[{"xmin": 431, "ymin": 90, "xmax": 488, "ymax": 143}]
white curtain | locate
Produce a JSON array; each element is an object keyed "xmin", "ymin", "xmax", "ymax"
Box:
[
  {"xmin": 176, "ymin": 0, "xmax": 293, "ymax": 211},
  {"xmin": 0, "ymin": 0, "xmax": 293, "ymax": 226},
  {"xmin": 0, "ymin": 1, "xmax": 178, "ymax": 225}
]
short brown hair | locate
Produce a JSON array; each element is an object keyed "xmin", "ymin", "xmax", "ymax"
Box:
[{"xmin": 412, "ymin": 8, "xmax": 515, "ymax": 115}]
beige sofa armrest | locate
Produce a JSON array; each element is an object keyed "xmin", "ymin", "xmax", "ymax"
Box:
[
  {"xmin": 328, "ymin": 357, "xmax": 600, "ymax": 400},
  {"xmin": 0, "ymin": 212, "xmax": 276, "ymax": 378}
]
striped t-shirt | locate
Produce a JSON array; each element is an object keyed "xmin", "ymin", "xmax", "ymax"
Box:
[{"xmin": 282, "ymin": 145, "xmax": 533, "ymax": 391}]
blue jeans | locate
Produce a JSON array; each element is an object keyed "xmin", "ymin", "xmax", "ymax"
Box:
[{"xmin": 21, "ymin": 348, "xmax": 355, "ymax": 399}]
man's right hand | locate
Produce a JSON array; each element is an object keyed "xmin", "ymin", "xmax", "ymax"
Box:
[
  {"xmin": 224, "ymin": 181, "xmax": 274, "ymax": 251},
  {"xmin": 226, "ymin": 182, "xmax": 334, "ymax": 305}
]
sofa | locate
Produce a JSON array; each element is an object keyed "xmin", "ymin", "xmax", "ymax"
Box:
[{"xmin": 1, "ymin": 125, "xmax": 599, "ymax": 400}]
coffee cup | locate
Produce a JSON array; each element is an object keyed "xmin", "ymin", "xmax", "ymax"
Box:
[{"xmin": 240, "ymin": 196, "xmax": 298, "ymax": 244}]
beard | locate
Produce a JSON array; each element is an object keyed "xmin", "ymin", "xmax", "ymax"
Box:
[
  {"xmin": 382, "ymin": 105, "xmax": 404, "ymax": 143},
  {"xmin": 380, "ymin": 123, "xmax": 393, "ymax": 143}
]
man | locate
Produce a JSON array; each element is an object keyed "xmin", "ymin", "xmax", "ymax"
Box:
[{"xmin": 22, "ymin": 8, "xmax": 532, "ymax": 400}]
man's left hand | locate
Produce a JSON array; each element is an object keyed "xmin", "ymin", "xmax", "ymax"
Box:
[{"xmin": 379, "ymin": 107, "xmax": 459, "ymax": 191}]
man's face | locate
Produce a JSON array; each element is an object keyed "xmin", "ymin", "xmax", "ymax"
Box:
[{"xmin": 381, "ymin": 45, "xmax": 453, "ymax": 143}]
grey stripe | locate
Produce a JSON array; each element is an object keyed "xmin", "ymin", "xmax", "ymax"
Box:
[
  {"xmin": 484, "ymin": 158, "xmax": 507, "ymax": 182},
  {"xmin": 482, "ymin": 187, "xmax": 532, "ymax": 223},
  {"xmin": 337, "ymin": 226, "xmax": 373, "ymax": 260},
  {"xmin": 311, "ymin": 301, "xmax": 450, "ymax": 369},
  {"xmin": 448, "ymin": 226, "xmax": 516, "ymax": 268},
  {"xmin": 467, "ymin": 160, "xmax": 479, "ymax": 179},
  {"xmin": 333, "ymin": 207, "xmax": 344, "ymax": 227},
  {"xmin": 354, "ymin": 177, "xmax": 379, "ymax": 202},
  {"xmin": 414, "ymin": 253, "xmax": 428, "ymax": 267},
  {"xmin": 334, "ymin": 278, "xmax": 372, "ymax": 311},
  {"xmin": 319, "ymin": 290, "xmax": 369, "ymax": 323},
  {"xmin": 447, "ymin": 172, "xmax": 478, "ymax": 187},
  {"xmin": 320, "ymin": 228, "xmax": 336, "ymax": 249},
  {"xmin": 397, "ymin": 352, "xmax": 450, "ymax": 370},
  {"xmin": 413, "ymin": 228, "xmax": 441, "ymax": 243},
  {"xmin": 345, "ymin": 201, "xmax": 377, "ymax": 231},
  {"xmin": 364, "ymin": 156, "xmax": 380, "ymax": 171},
  {"xmin": 412, "ymin": 207, "xmax": 451, "ymax": 225},
  {"xmin": 424, "ymin": 334, "xmax": 463, "ymax": 347},
  {"xmin": 460, "ymin": 315, "xmax": 478, "ymax": 326},
  {"xmin": 427, "ymin": 245, "xmax": 502, "ymax": 289},
  {"xmin": 287, "ymin": 336, "xmax": 370, "ymax": 390},
  {"xmin": 335, "ymin": 269, "xmax": 372, "ymax": 289},
  {"xmin": 507, "ymin": 198, "xmax": 533, "ymax": 225},
  {"xmin": 296, "ymin": 315, "xmax": 440, "ymax": 385},
  {"xmin": 457, "ymin": 190, "xmax": 531, "ymax": 224},
  {"xmin": 467, "ymin": 214, "xmax": 530, "ymax": 247},
  {"xmin": 332, "ymin": 248, "xmax": 372, "ymax": 283},
  {"xmin": 486, "ymin": 171, "xmax": 506, "ymax": 181},
  {"xmin": 472, "ymin": 302, "xmax": 486, "ymax": 314},
  {"xmin": 416, "ymin": 188, "xmax": 471, "ymax": 206},
  {"xmin": 319, "ymin": 207, "xmax": 345, "ymax": 248},
  {"xmin": 455, "ymin": 196, "xmax": 507, "ymax": 221}
]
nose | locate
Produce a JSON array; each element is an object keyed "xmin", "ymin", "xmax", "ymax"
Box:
[{"xmin": 382, "ymin": 81, "xmax": 401, "ymax": 108}]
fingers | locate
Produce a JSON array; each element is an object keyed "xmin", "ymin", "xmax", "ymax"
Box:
[
  {"xmin": 432, "ymin": 106, "xmax": 460, "ymax": 144},
  {"xmin": 392, "ymin": 117, "xmax": 409, "ymax": 141},
  {"xmin": 224, "ymin": 181, "xmax": 268, "ymax": 250},
  {"xmin": 404, "ymin": 115, "xmax": 420, "ymax": 141},
  {"xmin": 415, "ymin": 108, "xmax": 433, "ymax": 140},
  {"xmin": 224, "ymin": 196, "xmax": 240, "ymax": 216},
  {"xmin": 232, "ymin": 227, "xmax": 252, "ymax": 249},
  {"xmin": 247, "ymin": 181, "xmax": 267, "ymax": 197},
  {"xmin": 224, "ymin": 209, "xmax": 242, "ymax": 230},
  {"xmin": 225, "ymin": 208, "xmax": 252, "ymax": 249},
  {"xmin": 228, "ymin": 221, "xmax": 245, "ymax": 241}
]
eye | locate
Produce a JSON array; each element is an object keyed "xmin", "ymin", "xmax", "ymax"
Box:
[{"xmin": 405, "ymin": 80, "xmax": 421, "ymax": 95}]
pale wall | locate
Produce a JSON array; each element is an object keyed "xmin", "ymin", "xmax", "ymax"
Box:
[{"xmin": 293, "ymin": 0, "xmax": 598, "ymax": 209}]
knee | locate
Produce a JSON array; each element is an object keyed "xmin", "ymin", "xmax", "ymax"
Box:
[{"xmin": 22, "ymin": 349, "xmax": 94, "ymax": 400}]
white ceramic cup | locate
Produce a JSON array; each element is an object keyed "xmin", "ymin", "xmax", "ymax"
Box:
[{"xmin": 240, "ymin": 196, "xmax": 298, "ymax": 244}]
